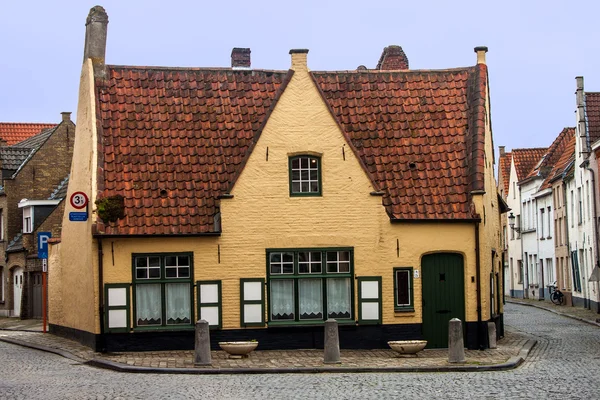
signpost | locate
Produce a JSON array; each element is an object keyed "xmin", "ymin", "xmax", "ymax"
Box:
[
  {"xmin": 69, "ymin": 192, "xmax": 89, "ymax": 222},
  {"xmin": 38, "ymin": 232, "xmax": 51, "ymax": 334}
]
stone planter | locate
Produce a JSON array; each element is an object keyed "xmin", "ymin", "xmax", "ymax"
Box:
[
  {"xmin": 218, "ymin": 341, "xmax": 258, "ymax": 359},
  {"xmin": 387, "ymin": 340, "xmax": 427, "ymax": 356}
]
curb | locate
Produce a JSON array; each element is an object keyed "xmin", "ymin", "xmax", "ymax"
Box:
[
  {"xmin": 507, "ymin": 299, "xmax": 600, "ymax": 328},
  {"xmin": 0, "ymin": 333, "xmax": 535, "ymax": 374}
]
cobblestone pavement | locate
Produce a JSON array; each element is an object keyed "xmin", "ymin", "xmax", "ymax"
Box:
[{"xmin": 1, "ymin": 303, "xmax": 599, "ymax": 399}]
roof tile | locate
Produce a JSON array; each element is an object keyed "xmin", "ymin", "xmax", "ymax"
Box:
[{"xmin": 0, "ymin": 123, "xmax": 56, "ymax": 146}]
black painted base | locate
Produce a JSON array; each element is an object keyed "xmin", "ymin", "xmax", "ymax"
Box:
[{"xmin": 49, "ymin": 324, "xmax": 100, "ymax": 352}]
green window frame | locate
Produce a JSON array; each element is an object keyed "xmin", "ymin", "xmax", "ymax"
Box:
[
  {"xmin": 266, "ymin": 248, "xmax": 354, "ymax": 325},
  {"xmin": 357, "ymin": 276, "xmax": 382, "ymax": 324},
  {"xmin": 289, "ymin": 155, "xmax": 322, "ymax": 196},
  {"xmin": 132, "ymin": 252, "xmax": 194, "ymax": 330},
  {"xmin": 240, "ymin": 278, "xmax": 265, "ymax": 327},
  {"xmin": 104, "ymin": 283, "xmax": 130, "ymax": 333},
  {"xmin": 394, "ymin": 267, "xmax": 414, "ymax": 312},
  {"xmin": 197, "ymin": 280, "xmax": 222, "ymax": 329}
]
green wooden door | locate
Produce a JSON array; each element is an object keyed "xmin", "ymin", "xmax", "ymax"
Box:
[{"xmin": 421, "ymin": 253, "xmax": 465, "ymax": 348}]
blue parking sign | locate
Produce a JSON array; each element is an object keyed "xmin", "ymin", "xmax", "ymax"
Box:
[{"xmin": 38, "ymin": 232, "xmax": 52, "ymax": 259}]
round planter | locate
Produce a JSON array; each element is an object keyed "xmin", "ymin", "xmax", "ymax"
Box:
[
  {"xmin": 218, "ymin": 341, "xmax": 258, "ymax": 359},
  {"xmin": 387, "ymin": 340, "xmax": 427, "ymax": 356}
]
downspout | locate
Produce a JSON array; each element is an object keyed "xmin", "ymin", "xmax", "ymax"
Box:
[
  {"xmin": 583, "ymin": 161, "xmax": 600, "ymax": 313},
  {"xmin": 520, "ymin": 185, "xmax": 528, "ymax": 298},
  {"xmin": 475, "ymin": 223, "xmax": 484, "ymax": 350},
  {"xmin": 97, "ymin": 238, "xmax": 105, "ymax": 352}
]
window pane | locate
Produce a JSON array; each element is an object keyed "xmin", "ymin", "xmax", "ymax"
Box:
[
  {"xmin": 301, "ymin": 157, "xmax": 308, "ymax": 169},
  {"xmin": 292, "ymin": 182, "xmax": 300, "ymax": 193},
  {"xmin": 299, "ymin": 279, "xmax": 322, "ymax": 320},
  {"xmin": 283, "ymin": 253, "xmax": 294, "ymax": 263},
  {"xmin": 165, "ymin": 256, "xmax": 177, "ymax": 266},
  {"xmin": 148, "ymin": 257, "xmax": 160, "ymax": 268},
  {"xmin": 301, "ymin": 182, "xmax": 309, "ymax": 192},
  {"xmin": 166, "ymin": 283, "xmax": 191, "ymax": 325},
  {"xmin": 270, "ymin": 253, "xmax": 281, "ymax": 263},
  {"xmin": 178, "ymin": 267, "xmax": 190, "ymax": 278},
  {"xmin": 271, "ymin": 280, "xmax": 294, "ymax": 320},
  {"xmin": 136, "ymin": 257, "xmax": 147, "ymax": 269},
  {"xmin": 136, "ymin": 284, "xmax": 162, "ymax": 326},
  {"xmin": 301, "ymin": 170, "xmax": 309, "ymax": 181},
  {"xmin": 178, "ymin": 256, "xmax": 190, "ymax": 266},
  {"xmin": 396, "ymin": 270, "xmax": 410, "ymax": 306},
  {"xmin": 310, "ymin": 181, "xmax": 319, "ymax": 192},
  {"xmin": 136, "ymin": 269, "xmax": 147, "ymax": 279},
  {"xmin": 292, "ymin": 170, "xmax": 300, "ymax": 181},
  {"xmin": 148, "ymin": 268, "xmax": 160, "ymax": 279},
  {"xmin": 165, "ymin": 268, "xmax": 177, "ymax": 278},
  {"xmin": 291, "ymin": 158, "xmax": 300, "ymax": 169},
  {"xmin": 327, "ymin": 278, "xmax": 351, "ymax": 319},
  {"xmin": 309, "ymin": 170, "xmax": 318, "ymax": 181}
]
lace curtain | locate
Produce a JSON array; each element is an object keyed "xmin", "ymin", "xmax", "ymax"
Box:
[
  {"xmin": 271, "ymin": 280, "xmax": 294, "ymax": 320},
  {"xmin": 299, "ymin": 279, "xmax": 322, "ymax": 319},
  {"xmin": 136, "ymin": 284, "xmax": 162, "ymax": 325},
  {"xmin": 327, "ymin": 278, "xmax": 351, "ymax": 318},
  {"xmin": 166, "ymin": 283, "xmax": 191, "ymax": 324}
]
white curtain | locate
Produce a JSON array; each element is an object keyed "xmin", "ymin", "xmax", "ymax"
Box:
[
  {"xmin": 327, "ymin": 278, "xmax": 351, "ymax": 318},
  {"xmin": 271, "ymin": 280, "xmax": 294, "ymax": 320},
  {"xmin": 299, "ymin": 279, "xmax": 322, "ymax": 319},
  {"xmin": 136, "ymin": 284, "xmax": 162, "ymax": 325},
  {"xmin": 166, "ymin": 283, "xmax": 191, "ymax": 325}
]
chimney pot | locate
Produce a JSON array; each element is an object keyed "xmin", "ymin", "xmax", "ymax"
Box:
[
  {"xmin": 83, "ymin": 6, "xmax": 109, "ymax": 78},
  {"xmin": 231, "ymin": 48, "xmax": 251, "ymax": 69},
  {"xmin": 61, "ymin": 112, "xmax": 72, "ymax": 122},
  {"xmin": 289, "ymin": 49, "xmax": 309, "ymax": 71},
  {"xmin": 499, "ymin": 146, "xmax": 505, "ymax": 156},
  {"xmin": 474, "ymin": 46, "xmax": 488, "ymax": 65},
  {"xmin": 377, "ymin": 45, "xmax": 409, "ymax": 70}
]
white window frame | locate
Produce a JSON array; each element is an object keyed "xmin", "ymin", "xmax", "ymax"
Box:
[{"xmin": 22, "ymin": 207, "xmax": 33, "ymax": 234}]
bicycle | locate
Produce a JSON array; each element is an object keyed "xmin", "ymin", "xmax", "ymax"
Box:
[{"xmin": 548, "ymin": 282, "xmax": 565, "ymax": 305}]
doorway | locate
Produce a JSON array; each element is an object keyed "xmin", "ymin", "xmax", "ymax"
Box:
[{"xmin": 13, "ymin": 267, "xmax": 23, "ymax": 317}]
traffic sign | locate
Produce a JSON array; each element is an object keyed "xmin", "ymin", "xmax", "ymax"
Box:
[
  {"xmin": 37, "ymin": 232, "xmax": 52, "ymax": 259},
  {"xmin": 70, "ymin": 192, "xmax": 89, "ymax": 209},
  {"xmin": 69, "ymin": 212, "xmax": 88, "ymax": 221}
]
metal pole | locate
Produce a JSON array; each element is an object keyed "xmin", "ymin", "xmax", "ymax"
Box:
[{"xmin": 42, "ymin": 259, "xmax": 47, "ymax": 334}]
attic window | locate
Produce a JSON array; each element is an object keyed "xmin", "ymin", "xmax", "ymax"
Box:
[{"xmin": 289, "ymin": 155, "xmax": 321, "ymax": 196}]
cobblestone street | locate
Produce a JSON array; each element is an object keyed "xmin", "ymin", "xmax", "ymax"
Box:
[{"xmin": 1, "ymin": 303, "xmax": 600, "ymax": 399}]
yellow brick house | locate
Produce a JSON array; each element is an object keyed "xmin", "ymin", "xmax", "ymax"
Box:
[{"xmin": 49, "ymin": 6, "xmax": 503, "ymax": 352}]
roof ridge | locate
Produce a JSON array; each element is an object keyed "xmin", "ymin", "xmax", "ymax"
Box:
[
  {"xmin": 312, "ymin": 66, "xmax": 476, "ymax": 74},
  {"xmin": 106, "ymin": 65, "xmax": 289, "ymax": 74}
]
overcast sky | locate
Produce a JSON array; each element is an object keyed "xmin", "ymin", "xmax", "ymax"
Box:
[{"xmin": 1, "ymin": 0, "xmax": 599, "ymax": 154}]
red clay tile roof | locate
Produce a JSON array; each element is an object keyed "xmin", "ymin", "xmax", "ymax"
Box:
[
  {"xmin": 542, "ymin": 131, "xmax": 575, "ymax": 189},
  {"xmin": 499, "ymin": 152, "xmax": 512, "ymax": 197},
  {"xmin": 586, "ymin": 93, "xmax": 600, "ymax": 144},
  {"xmin": 526, "ymin": 127, "xmax": 574, "ymax": 182},
  {"xmin": 512, "ymin": 148, "xmax": 547, "ymax": 182},
  {"xmin": 96, "ymin": 66, "xmax": 291, "ymax": 235},
  {"xmin": 312, "ymin": 65, "xmax": 488, "ymax": 220},
  {"xmin": 0, "ymin": 123, "xmax": 56, "ymax": 146}
]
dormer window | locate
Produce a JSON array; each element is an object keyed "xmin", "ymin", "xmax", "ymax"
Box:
[
  {"xmin": 289, "ymin": 155, "xmax": 321, "ymax": 196},
  {"xmin": 18, "ymin": 199, "xmax": 61, "ymax": 234}
]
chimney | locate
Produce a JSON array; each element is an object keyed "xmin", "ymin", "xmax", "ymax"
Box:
[
  {"xmin": 289, "ymin": 49, "xmax": 309, "ymax": 71},
  {"xmin": 499, "ymin": 146, "xmax": 505, "ymax": 156},
  {"xmin": 231, "ymin": 48, "xmax": 251, "ymax": 69},
  {"xmin": 576, "ymin": 76, "xmax": 588, "ymax": 143},
  {"xmin": 61, "ymin": 112, "xmax": 72, "ymax": 122},
  {"xmin": 376, "ymin": 45, "xmax": 409, "ymax": 70},
  {"xmin": 83, "ymin": 6, "xmax": 109, "ymax": 78},
  {"xmin": 474, "ymin": 46, "xmax": 488, "ymax": 65}
]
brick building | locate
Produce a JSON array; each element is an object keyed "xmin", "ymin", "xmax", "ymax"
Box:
[{"xmin": 0, "ymin": 113, "xmax": 74, "ymax": 318}]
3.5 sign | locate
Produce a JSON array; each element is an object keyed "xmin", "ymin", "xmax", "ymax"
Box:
[{"xmin": 70, "ymin": 192, "xmax": 89, "ymax": 209}]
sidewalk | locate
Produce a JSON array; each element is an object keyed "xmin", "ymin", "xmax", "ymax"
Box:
[
  {"xmin": 506, "ymin": 297, "xmax": 600, "ymax": 327},
  {"xmin": 0, "ymin": 317, "xmax": 536, "ymax": 374}
]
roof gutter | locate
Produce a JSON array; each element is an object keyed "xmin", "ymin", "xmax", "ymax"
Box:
[{"xmin": 390, "ymin": 218, "xmax": 482, "ymax": 224}]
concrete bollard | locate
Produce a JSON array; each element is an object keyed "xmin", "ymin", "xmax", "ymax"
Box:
[
  {"xmin": 194, "ymin": 319, "xmax": 211, "ymax": 366},
  {"xmin": 448, "ymin": 318, "xmax": 465, "ymax": 363},
  {"xmin": 488, "ymin": 321, "xmax": 497, "ymax": 349},
  {"xmin": 323, "ymin": 319, "xmax": 341, "ymax": 364}
]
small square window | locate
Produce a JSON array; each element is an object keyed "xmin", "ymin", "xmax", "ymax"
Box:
[{"xmin": 289, "ymin": 156, "xmax": 321, "ymax": 196}]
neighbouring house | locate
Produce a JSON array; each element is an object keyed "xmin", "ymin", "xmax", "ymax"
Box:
[
  {"xmin": 0, "ymin": 113, "xmax": 74, "ymax": 318},
  {"xmin": 0, "ymin": 122, "xmax": 56, "ymax": 147},
  {"xmin": 498, "ymin": 146, "xmax": 511, "ymax": 297},
  {"xmin": 504, "ymin": 147, "xmax": 547, "ymax": 298},
  {"xmin": 49, "ymin": 6, "xmax": 503, "ymax": 352}
]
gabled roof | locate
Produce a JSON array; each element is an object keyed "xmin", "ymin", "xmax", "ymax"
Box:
[
  {"xmin": 499, "ymin": 152, "xmax": 512, "ymax": 196},
  {"xmin": 95, "ymin": 59, "xmax": 490, "ymax": 234},
  {"xmin": 545, "ymin": 133, "xmax": 575, "ymax": 188},
  {"xmin": 312, "ymin": 65, "xmax": 488, "ymax": 220},
  {"xmin": 0, "ymin": 123, "xmax": 56, "ymax": 146},
  {"xmin": 0, "ymin": 126, "xmax": 57, "ymax": 176},
  {"xmin": 512, "ymin": 148, "xmax": 547, "ymax": 182},
  {"xmin": 526, "ymin": 127, "xmax": 574, "ymax": 180},
  {"xmin": 586, "ymin": 93, "xmax": 600, "ymax": 144}
]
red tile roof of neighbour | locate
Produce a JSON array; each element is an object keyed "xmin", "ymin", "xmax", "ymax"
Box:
[
  {"xmin": 95, "ymin": 61, "xmax": 491, "ymax": 234},
  {"xmin": 586, "ymin": 93, "xmax": 600, "ymax": 144},
  {"xmin": 96, "ymin": 66, "xmax": 291, "ymax": 235},
  {"xmin": 512, "ymin": 148, "xmax": 547, "ymax": 182},
  {"xmin": 526, "ymin": 127, "xmax": 574, "ymax": 181},
  {"xmin": 499, "ymin": 152, "xmax": 512, "ymax": 197},
  {"xmin": 0, "ymin": 123, "xmax": 56, "ymax": 146},
  {"xmin": 312, "ymin": 65, "xmax": 488, "ymax": 220},
  {"xmin": 543, "ymin": 133, "xmax": 575, "ymax": 189}
]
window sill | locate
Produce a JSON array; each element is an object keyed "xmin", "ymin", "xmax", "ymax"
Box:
[
  {"xmin": 394, "ymin": 309, "xmax": 415, "ymax": 316},
  {"xmin": 133, "ymin": 325, "xmax": 195, "ymax": 332},
  {"xmin": 268, "ymin": 319, "xmax": 355, "ymax": 327}
]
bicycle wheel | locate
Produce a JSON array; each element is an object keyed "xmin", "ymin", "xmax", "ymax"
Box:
[
  {"xmin": 557, "ymin": 292, "xmax": 565, "ymax": 305},
  {"xmin": 551, "ymin": 291, "xmax": 561, "ymax": 305}
]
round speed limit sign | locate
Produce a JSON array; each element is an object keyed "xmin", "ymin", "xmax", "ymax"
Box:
[{"xmin": 70, "ymin": 192, "xmax": 89, "ymax": 209}]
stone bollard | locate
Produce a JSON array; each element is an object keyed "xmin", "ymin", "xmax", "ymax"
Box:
[
  {"xmin": 194, "ymin": 320, "xmax": 211, "ymax": 366},
  {"xmin": 323, "ymin": 319, "xmax": 341, "ymax": 364},
  {"xmin": 488, "ymin": 321, "xmax": 497, "ymax": 349},
  {"xmin": 448, "ymin": 318, "xmax": 465, "ymax": 363}
]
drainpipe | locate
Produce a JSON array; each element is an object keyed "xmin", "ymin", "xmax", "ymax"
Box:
[
  {"xmin": 520, "ymin": 185, "xmax": 528, "ymax": 299},
  {"xmin": 583, "ymin": 161, "xmax": 600, "ymax": 312},
  {"xmin": 475, "ymin": 223, "xmax": 484, "ymax": 350},
  {"xmin": 97, "ymin": 238, "xmax": 105, "ymax": 352}
]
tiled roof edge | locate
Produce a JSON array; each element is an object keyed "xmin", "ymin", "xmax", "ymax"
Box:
[
  {"xmin": 225, "ymin": 69, "xmax": 296, "ymax": 194},
  {"xmin": 309, "ymin": 71, "xmax": 382, "ymax": 193},
  {"xmin": 10, "ymin": 125, "xmax": 60, "ymax": 179},
  {"xmin": 466, "ymin": 64, "xmax": 487, "ymax": 195},
  {"xmin": 49, "ymin": 174, "xmax": 70, "ymax": 200}
]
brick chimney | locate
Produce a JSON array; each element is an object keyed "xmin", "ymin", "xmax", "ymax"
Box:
[
  {"xmin": 83, "ymin": 6, "xmax": 109, "ymax": 78},
  {"xmin": 474, "ymin": 46, "xmax": 488, "ymax": 65},
  {"xmin": 289, "ymin": 49, "xmax": 309, "ymax": 71},
  {"xmin": 61, "ymin": 112, "xmax": 72, "ymax": 122},
  {"xmin": 376, "ymin": 45, "xmax": 409, "ymax": 70},
  {"xmin": 231, "ymin": 48, "xmax": 251, "ymax": 69},
  {"xmin": 499, "ymin": 146, "xmax": 505, "ymax": 156}
]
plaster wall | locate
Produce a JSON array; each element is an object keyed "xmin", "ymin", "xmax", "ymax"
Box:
[{"xmin": 506, "ymin": 159, "xmax": 523, "ymax": 297}]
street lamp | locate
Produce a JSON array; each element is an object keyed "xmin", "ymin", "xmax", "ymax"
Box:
[{"xmin": 508, "ymin": 212, "xmax": 519, "ymax": 232}]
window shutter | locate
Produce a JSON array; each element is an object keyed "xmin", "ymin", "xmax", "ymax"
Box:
[
  {"xmin": 105, "ymin": 284, "xmax": 130, "ymax": 332},
  {"xmin": 357, "ymin": 277, "xmax": 381, "ymax": 324},
  {"xmin": 197, "ymin": 281, "xmax": 222, "ymax": 329},
  {"xmin": 240, "ymin": 278, "xmax": 265, "ymax": 327}
]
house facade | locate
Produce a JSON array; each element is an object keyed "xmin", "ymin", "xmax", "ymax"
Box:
[
  {"xmin": 0, "ymin": 114, "xmax": 74, "ymax": 318},
  {"xmin": 49, "ymin": 7, "xmax": 503, "ymax": 352}
]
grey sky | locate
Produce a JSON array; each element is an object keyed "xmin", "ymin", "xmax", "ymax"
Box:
[{"xmin": 1, "ymin": 0, "xmax": 599, "ymax": 153}]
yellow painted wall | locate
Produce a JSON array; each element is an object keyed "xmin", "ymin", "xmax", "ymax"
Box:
[{"xmin": 48, "ymin": 59, "xmax": 100, "ymax": 334}]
